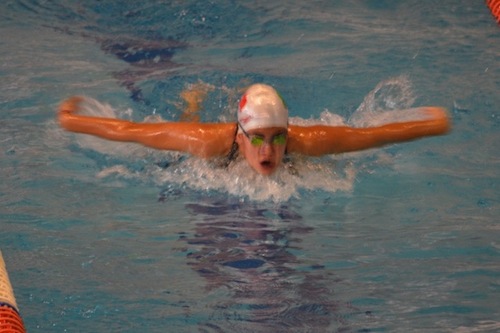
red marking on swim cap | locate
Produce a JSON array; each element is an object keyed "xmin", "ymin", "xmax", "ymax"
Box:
[{"xmin": 239, "ymin": 94, "xmax": 247, "ymax": 112}]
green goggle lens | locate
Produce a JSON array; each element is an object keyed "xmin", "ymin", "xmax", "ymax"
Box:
[
  {"xmin": 250, "ymin": 133, "xmax": 287, "ymax": 147},
  {"xmin": 272, "ymin": 133, "xmax": 287, "ymax": 145},
  {"xmin": 249, "ymin": 136, "xmax": 264, "ymax": 146}
]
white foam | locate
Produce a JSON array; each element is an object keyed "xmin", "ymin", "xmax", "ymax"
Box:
[
  {"xmin": 349, "ymin": 75, "xmax": 418, "ymax": 127},
  {"xmin": 149, "ymin": 154, "xmax": 356, "ymax": 202}
]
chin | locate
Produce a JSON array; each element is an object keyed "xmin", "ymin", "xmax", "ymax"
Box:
[
  {"xmin": 255, "ymin": 163, "xmax": 278, "ymax": 176},
  {"xmin": 258, "ymin": 170, "xmax": 276, "ymax": 176}
]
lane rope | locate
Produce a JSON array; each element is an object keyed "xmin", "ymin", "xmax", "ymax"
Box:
[
  {"xmin": 487, "ymin": 0, "xmax": 500, "ymax": 24},
  {"xmin": 0, "ymin": 251, "xmax": 26, "ymax": 333}
]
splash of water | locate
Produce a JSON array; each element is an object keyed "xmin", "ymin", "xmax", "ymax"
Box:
[{"xmin": 349, "ymin": 75, "xmax": 417, "ymax": 127}]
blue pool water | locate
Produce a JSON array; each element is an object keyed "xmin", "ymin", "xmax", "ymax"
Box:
[{"xmin": 1, "ymin": 1, "xmax": 499, "ymax": 332}]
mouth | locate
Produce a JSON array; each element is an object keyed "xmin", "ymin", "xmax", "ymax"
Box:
[{"xmin": 259, "ymin": 160, "xmax": 275, "ymax": 172}]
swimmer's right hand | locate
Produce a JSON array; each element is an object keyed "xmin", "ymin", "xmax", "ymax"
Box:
[
  {"xmin": 58, "ymin": 96, "xmax": 89, "ymax": 132},
  {"xmin": 58, "ymin": 96, "xmax": 85, "ymax": 115}
]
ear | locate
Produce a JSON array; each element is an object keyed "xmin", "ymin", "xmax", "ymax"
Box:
[
  {"xmin": 235, "ymin": 133, "xmax": 244, "ymax": 146},
  {"xmin": 235, "ymin": 133, "xmax": 247, "ymax": 156}
]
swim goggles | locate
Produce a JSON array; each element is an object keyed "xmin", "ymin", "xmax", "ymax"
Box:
[{"xmin": 238, "ymin": 122, "xmax": 287, "ymax": 147}]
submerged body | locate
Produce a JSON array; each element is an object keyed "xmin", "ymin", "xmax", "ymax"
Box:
[{"xmin": 58, "ymin": 84, "xmax": 450, "ymax": 175}]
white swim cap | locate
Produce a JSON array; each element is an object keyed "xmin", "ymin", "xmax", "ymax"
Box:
[{"xmin": 238, "ymin": 84, "xmax": 288, "ymax": 132}]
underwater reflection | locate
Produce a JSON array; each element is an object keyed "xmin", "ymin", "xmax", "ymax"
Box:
[
  {"xmin": 178, "ymin": 200, "xmax": 353, "ymax": 332},
  {"xmin": 99, "ymin": 37, "xmax": 187, "ymax": 103}
]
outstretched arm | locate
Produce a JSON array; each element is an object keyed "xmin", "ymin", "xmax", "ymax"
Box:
[
  {"xmin": 58, "ymin": 96, "xmax": 236, "ymax": 158},
  {"xmin": 287, "ymin": 107, "xmax": 451, "ymax": 156}
]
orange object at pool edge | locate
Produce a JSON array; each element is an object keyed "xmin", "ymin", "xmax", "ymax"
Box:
[
  {"xmin": 487, "ymin": 0, "xmax": 500, "ymax": 23},
  {"xmin": 0, "ymin": 306, "xmax": 26, "ymax": 333}
]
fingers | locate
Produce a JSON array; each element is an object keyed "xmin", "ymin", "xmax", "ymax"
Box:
[
  {"xmin": 58, "ymin": 96, "xmax": 86, "ymax": 130},
  {"xmin": 424, "ymin": 107, "xmax": 451, "ymax": 133},
  {"xmin": 419, "ymin": 106, "xmax": 448, "ymax": 123},
  {"xmin": 58, "ymin": 96, "xmax": 85, "ymax": 114}
]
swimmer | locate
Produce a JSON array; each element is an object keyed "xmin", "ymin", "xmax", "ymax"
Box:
[{"xmin": 58, "ymin": 83, "xmax": 450, "ymax": 176}]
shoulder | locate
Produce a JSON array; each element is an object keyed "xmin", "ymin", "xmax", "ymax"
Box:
[
  {"xmin": 192, "ymin": 122, "xmax": 238, "ymax": 158},
  {"xmin": 287, "ymin": 124, "xmax": 349, "ymax": 156},
  {"xmin": 286, "ymin": 125, "xmax": 318, "ymax": 155}
]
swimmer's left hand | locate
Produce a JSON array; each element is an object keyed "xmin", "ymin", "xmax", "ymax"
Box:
[
  {"xmin": 422, "ymin": 106, "xmax": 447, "ymax": 120},
  {"xmin": 422, "ymin": 107, "xmax": 451, "ymax": 134}
]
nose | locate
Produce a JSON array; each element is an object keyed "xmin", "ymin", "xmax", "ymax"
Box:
[{"xmin": 258, "ymin": 142, "xmax": 274, "ymax": 156}]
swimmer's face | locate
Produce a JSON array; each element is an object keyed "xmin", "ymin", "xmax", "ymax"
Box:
[{"xmin": 237, "ymin": 127, "xmax": 288, "ymax": 176}]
